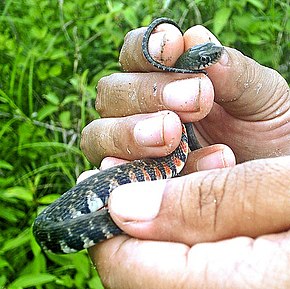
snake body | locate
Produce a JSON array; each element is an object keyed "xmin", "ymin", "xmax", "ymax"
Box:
[{"xmin": 33, "ymin": 18, "xmax": 224, "ymax": 254}]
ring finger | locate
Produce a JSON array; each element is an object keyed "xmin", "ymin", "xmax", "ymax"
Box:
[{"xmin": 81, "ymin": 111, "xmax": 182, "ymax": 165}]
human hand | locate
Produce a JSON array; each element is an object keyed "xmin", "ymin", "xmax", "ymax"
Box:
[
  {"xmin": 81, "ymin": 22, "xmax": 289, "ymax": 169},
  {"xmin": 80, "ymin": 21, "xmax": 290, "ymax": 288},
  {"xmin": 86, "ymin": 155, "xmax": 290, "ymax": 288}
]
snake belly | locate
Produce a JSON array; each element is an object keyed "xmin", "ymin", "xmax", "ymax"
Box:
[{"xmin": 33, "ymin": 18, "xmax": 224, "ymax": 254}]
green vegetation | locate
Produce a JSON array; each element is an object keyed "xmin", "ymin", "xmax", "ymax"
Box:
[{"xmin": 0, "ymin": 0, "xmax": 288, "ymax": 288}]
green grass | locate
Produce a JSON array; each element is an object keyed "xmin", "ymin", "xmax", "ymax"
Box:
[{"xmin": 0, "ymin": 0, "xmax": 289, "ymax": 288}]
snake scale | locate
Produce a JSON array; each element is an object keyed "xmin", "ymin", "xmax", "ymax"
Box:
[{"xmin": 33, "ymin": 18, "xmax": 224, "ymax": 253}]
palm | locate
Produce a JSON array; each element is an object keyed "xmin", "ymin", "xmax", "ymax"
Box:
[{"xmin": 197, "ymin": 102, "xmax": 288, "ymax": 163}]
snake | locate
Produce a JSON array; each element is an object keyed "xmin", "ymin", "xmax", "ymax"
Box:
[{"xmin": 33, "ymin": 18, "xmax": 224, "ymax": 254}]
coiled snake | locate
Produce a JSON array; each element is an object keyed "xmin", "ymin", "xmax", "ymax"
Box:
[{"xmin": 33, "ymin": 18, "xmax": 224, "ymax": 253}]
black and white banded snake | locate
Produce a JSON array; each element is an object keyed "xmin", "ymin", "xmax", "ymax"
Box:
[{"xmin": 33, "ymin": 18, "xmax": 224, "ymax": 253}]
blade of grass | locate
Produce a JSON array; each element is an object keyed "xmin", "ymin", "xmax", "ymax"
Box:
[
  {"xmin": 28, "ymin": 55, "xmax": 35, "ymax": 116},
  {"xmin": 1, "ymin": 0, "xmax": 13, "ymax": 16},
  {"xmin": 17, "ymin": 52, "xmax": 30, "ymax": 109}
]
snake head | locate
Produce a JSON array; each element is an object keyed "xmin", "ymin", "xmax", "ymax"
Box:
[{"xmin": 175, "ymin": 42, "xmax": 224, "ymax": 70}]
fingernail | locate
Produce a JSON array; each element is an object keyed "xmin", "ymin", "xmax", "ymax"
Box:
[
  {"xmin": 134, "ymin": 112, "xmax": 178, "ymax": 147},
  {"xmin": 100, "ymin": 157, "xmax": 129, "ymax": 171},
  {"xmin": 133, "ymin": 114, "xmax": 164, "ymax": 146},
  {"xmin": 110, "ymin": 181, "xmax": 166, "ymax": 222},
  {"xmin": 76, "ymin": 169, "xmax": 99, "ymax": 184},
  {"xmin": 163, "ymin": 78, "xmax": 201, "ymax": 111},
  {"xmin": 197, "ymin": 147, "xmax": 234, "ymax": 171}
]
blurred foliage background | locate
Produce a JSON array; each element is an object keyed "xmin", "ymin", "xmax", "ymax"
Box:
[{"xmin": 0, "ymin": 0, "xmax": 289, "ymax": 288}]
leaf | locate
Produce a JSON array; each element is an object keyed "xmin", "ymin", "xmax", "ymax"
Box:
[
  {"xmin": 38, "ymin": 194, "xmax": 61, "ymax": 204},
  {"xmin": 0, "ymin": 160, "xmax": 13, "ymax": 170},
  {"xmin": 213, "ymin": 7, "xmax": 232, "ymax": 35},
  {"xmin": 0, "ymin": 204, "xmax": 25, "ymax": 223},
  {"xmin": 1, "ymin": 229, "xmax": 30, "ymax": 253},
  {"xmin": 30, "ymin": 234, "xmax": 42, "ymax": 256},
  {"xmin": 46, "ymin": 253, "xmax": 75, "ymax": 267},
  {"xmin": 43, "ymin": 92, "xmax": 60, "ymax": 105},
  {"xmin": 0, "ymin": 176, "xmax": 15, "ymax": 187},
  {"xmin": 37, "ymin": 104, "xmax": 59, "ymax": 121},
  {"xmin": 48, "ymin": 64, "xmax": 62, "ymax": 77},
  {"xmin": 59, "ymin": 110, "xmax": 72, "ymax": 129},
  {"xmin": 0, "ymin": 275, "xmax": 7, "ymax": 288},
  {"xmin": 0, "ymin": 257, "xmax": 13, "ymax": 271},
  {"xmin": 123, "ymin": 7, "xmax": 139, "ymax": 28},
  {"xmin": 55, "ymin": 274, "xmax": 74, "ymax": 287},
  {"xmin": 247, "ymin": 0, "xmax": 265, "ymax": 10},
  {"xmin": 88, "ymin": 275, "xmax": 104, "ymax": 289},
  {"xmin": 61, "ymin": 95, "xmax": 79, "ymax": 106},
  {"xmin": 30, "ymin": 26, "xmax": 48, "ymax": 39},
  {"xmin": 46, "ymin": 251, "xmax": 88, "ymax": 267},
  {"xmin": 87, "ymin": 14, "xmax": 106, "ymax": 30},
  {"xmin": 4, "ymin": 186, "xmax": 34, "ymax": 202},
  {"xmin": 36, "ymin": 62, "xmax": 49, "ymax": 81},
  {"xmin": 72, "ymin": 253, "xmax": 90, "ymax": 278},
  {"xmin": 247, "ymin": 34, "xmax": 264, "ymax": 44},
  {"xmin": 232, "ymin": 14, "xmax": 253, "ymax": 32},
  {"xmin": 220, "ymin": 31, "xmax": 237, "ymax": 45},
  {"xmin": 49, "ymin": 49, "xmax": 67, "ymax": 60},
  {"xmin": 8, "ymin": 273, "xmax": 56, "ymax": 289},
  {"xmin": 20, "ymin": 254, "xmax": 47, "ymax": 275}
]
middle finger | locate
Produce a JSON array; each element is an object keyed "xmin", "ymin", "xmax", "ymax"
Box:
[{"xmin": 96, "ymin": 72, "xmax": 214, "ymax": 123}]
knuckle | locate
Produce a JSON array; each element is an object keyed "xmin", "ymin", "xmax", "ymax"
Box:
[
  {"xmin": 80, "ymin": 124, "xmax": 93, "ymax": 157},
  {"xmin": 197, "ymin": 171, "xmax": 221, "ymax": 230},
  {"xmin": 80, "ymin": 119, "xmax": 113, "ymax": 165},
  {"xmin": 79, "ymin": 127, "xmax": 87, "ymax": 152},
  {"xmin": 110, "ymin": 122, "xmax": 125, "ymax": 153},
  {"xmin": 189, "ymin": 169, "xmax": 232, "ymax": 235},
  {"xmin": 229, "ymin": 48, "xmax": 288, "ymax": 121},
  {"xmin": 108, "ymin": 119, "xmax": 138, "ymax": 160},
  {"xmin": 95, "ymin": 75, "xmax": 111, "ymax": 116}
]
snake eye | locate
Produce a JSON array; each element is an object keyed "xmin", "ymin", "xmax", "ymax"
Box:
[
  {"xmin": 200, "ymin": 55, "xmax": 210, "ymax": 64},
  {"xmin": 214, "ymin": 51, "xmax": 221, "ymax": 59}
]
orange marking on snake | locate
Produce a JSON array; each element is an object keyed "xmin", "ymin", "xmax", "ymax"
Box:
[
  {"xmin": 173, "ymin": 156, "xmax": 183, "ymax": 168},
  {"xmin": 162, "ymin": 164, "xmax": 173, "ymax": 177},
  {"xmin": 141, "ymin": 168, "xmax": 151, "ymax": 181},
  {"xmin": 153, "ymin": 167, "xmax": 163, "ymax": 179}
]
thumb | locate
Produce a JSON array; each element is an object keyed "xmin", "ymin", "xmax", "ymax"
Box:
[
  {"xmin": 184, "ymin": 25, "xmax": 289, "ymax": 121},
  {"xmin": 108, "ymin": 155, "xmax": 290, "ymax": 245},
  {"xmin": 183, "ymin": 26, "xmax": 289, "ymax": 162},
  {"xmin": 209, "ymin": 47, "xmax": 289, "ymax": 121}
]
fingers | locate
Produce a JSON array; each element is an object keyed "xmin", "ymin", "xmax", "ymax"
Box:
[
  {"xmin": 99, "ymin": 144, "xmax": 236, "ymax": 172},
  {"xmin": 90, "ymin": 231, "xmax": 290, "ymax": 289},
  {"xmin": 87, "ymin": 22, "xmax": 289, "ymax": 167},
  {"xmin": 96, "ymin": 73, "xmax": 214, "ymax": 123},
  {"xmin": 119, "ymin": 23, "xmax": 184, "ymax": 72},
  {"xmin": 108, "ymin": 156, "xmax": 290, "ymax": 245},
  {"xmin": 80, "ymin": 111, "xmax": 182, "ymax": 165},
  {"xmin": 97, "ymin": 22, "xmax": 216, "ymax": 123},
  {"xmin": 81, "ymin": 108, "xmax": 236, "ymax": 167},
  {"xmin": 182, "ymin": 144, "xmax": 236, "ymax": 173}
]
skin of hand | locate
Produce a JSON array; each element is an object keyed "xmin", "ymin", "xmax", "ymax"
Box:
[{"xmin": 80, "ymin": 23, "xmax": 290, "ymax": 288}]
